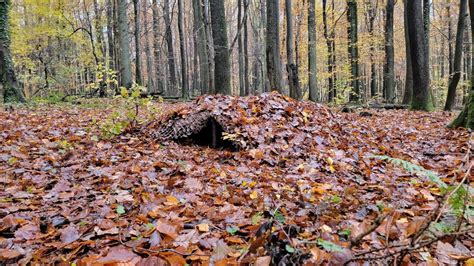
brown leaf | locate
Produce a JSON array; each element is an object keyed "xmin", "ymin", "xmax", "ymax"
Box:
[
  {"xmin": 14, "ymin": 224, "xmax": 39, "ymax": 241},
  {"xmin": 60, "ymin": 224, "xmax": 81, "ymax": 245},
  {"xmin": 0, "ymin": 249, "xmax": 22, "ymax": 260},
  {"xmin": 156, "ymin": 220, "xmax": 178, "ymax": 239},
  {"xmin": 255, "ymin": 256, "xmax": 271, "ymax": 266},
  {"xmin": 96, "ymin": 247, "xmax": 140, "ymax": 264}
]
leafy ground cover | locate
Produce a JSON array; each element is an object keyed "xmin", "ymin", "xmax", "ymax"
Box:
[{"xmin": 0, "ymin": 94, "xmax": 472, "ymax": 265}]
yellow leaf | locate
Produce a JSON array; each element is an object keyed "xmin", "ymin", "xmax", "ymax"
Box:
[
  {"xmin": 465, "ymin": 258, "xmax": 474, "ymax": 266},
  {"xmin": 250, "ymin": 191, "xmax": 258, "ymax": 200},
  {"xmin": 248, "ymin": 181, "xmax": 257, "ymax": 188},
  {"xmin": 165, "ymin": 195, "xmax": 180, "ymax": 206},
  {"xmin": 197, "ymin": 223, "xmax": 209, "ymax": 232},
  {"xmin": 326, "ymin": 157, "xmax": 334, "ymax": 165}
]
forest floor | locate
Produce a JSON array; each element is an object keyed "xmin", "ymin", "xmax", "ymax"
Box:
[{"xmin": 0, "ymin": 94, "xmax": 473, "ymax": 265}]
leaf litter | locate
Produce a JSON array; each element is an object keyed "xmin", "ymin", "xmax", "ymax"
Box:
[{"xmin": 0, "ymin": 92, "xmax": 472, "ymax": 265}]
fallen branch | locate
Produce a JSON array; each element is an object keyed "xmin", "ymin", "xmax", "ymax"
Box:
[
  {"xmin": 345, "ymin": 228, "xmax": 474, "ymax": 264},
  {"xmin": 350, "ymin": 213, "xmax": 388, "ymax": 247}
]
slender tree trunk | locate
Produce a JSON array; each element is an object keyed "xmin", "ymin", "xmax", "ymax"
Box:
[
  {"xmin": 465, "ymin": 23, "xmax": 472, "ymax": 104},
  {"xmin": 266, "ymin": 0, "xmax": 283, "ymax": 93},
  {"xmin": 152, "ymin": 0, "xmax": 164, "ymax": 94},
  {"xmin": 143, "ymin": 0, "xmax": 154, "ymax": 93},
  {"xmin": 384, "ymin": 0, "xmax": 395, "ymax": 103},
  {"xmin": 445, "ymin": 0, "xmax": 467, "ymax": 111},
  {"xmin": 177, "ymin": 0, "xmax": 188, "ymax": 98},
  {"xmin": 407, "ymin": 0, "xmax": 432, "ymax": 111},
  {"xmin": 450, "ymin": 0, "xmax": 474, "ymax": 129},
  {"xmin": 106, "ymin": 0, "xmax": 115, "ymax": 75},
  {"xmin": 164, "ymin": 0, "xmax": 177, "ymax": 94},
  {"xmin": 402, "ymin": 0, "xmax": 413, "ymax": 104},
  {"xmin": 323, "ymin": 0, "xmax": 336, "ymax": 102},
  {"xmin": 238, "ymin": 0, "xmax": 245, "ymax": 96},
  {"xmin": 286, "ymin": 0, "xmax": 300, "ymax": 99},
  {"xmin": 308, "ymin": 0, "xmax": 318, "ymax": 102},
  {"xmin": 117, "ymin": 0, "xmax": 133, "ymax": 89},
  {"xmin": 243, "ymin": 0, "xmax": 250, "ymax": 95},
  {"xmin": 133, "ymin": 0, "xmax": 142, "ymax": 85},
  {"xmin": 209, "ymin": 0, "xmax": 231, "ymax": 94},
  {"xmin": 347, "ymin": 0, "xmax": 360, "ymax": 102},
  {"xmin": 365, "ymin": 1, "xmax": 377, "ymax": 98},
  {"xmin": 193, "ymin": 0, "xmax": 210, "ymax": 95}
]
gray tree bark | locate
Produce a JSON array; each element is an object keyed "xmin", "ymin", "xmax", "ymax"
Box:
[
  {"xmin": 402, "ymin": 0, "xmax": 413, "ymax": 105},
  {"xmin": 383, "ymin": 0, "xmax": 395, "ymax": 103},
  {"xmin": 266, "ymin": 0, "xmax": 283, "ymax": 93},
  {"xmin": 152, "ymin": 0, "xmax": 164, "ymax": 94},
  {"xmin": 210, "ymin": 0, "xmax": 231, "ymax": 94},
  {"xmin": 445, "ymin": 0, "xmax": 467, "ymax": 111},
  {"xmin": 347, "ymin": 0, "xmax": 360, "ymax": 102},
  {"xmin": 238, "ymin": 0, "xmax": 245, "ymax": 96},
  {"xmin": 286, "ymin": 0, "xmax": 300, "ymax": 99},
  {"xmin": 192, "ymin": 0, "xmax": 210, "ymax": 95},
  {"xmin": 407, "ymin": 0, "xmax": 432, "ymax": 110},
  {"xmin": 118, "ymin": 0, "xmax": 133, "ymax": 89},
  {"xmin": 0, "ymin": 0, "xmax": 25, "ymax": 102},
  {"xmin": 308, "ymin": 0, "xmax": 318, "ymax": 102},
  {"xmin": 178, "ymin": 0, "xmax": 188, "ymax": 98},
  {"xmin": 143, "ymin": 0, "xmax": 154, "ymax": 93},
  {"xmin": 164, "ymin": 0, "xmax": 177, "ymax": 94},
  {"xmin": 450, "ymin": 0, "xmax": 474, "ymax": 129},
  {"xmin": 133, "ymin": 0, "xmax": 142, "ymax": 85}
]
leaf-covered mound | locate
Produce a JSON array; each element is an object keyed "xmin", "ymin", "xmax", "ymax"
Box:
[{"xmin": 149, "ymin": 92, "xmax": 341, "ymax": 164}]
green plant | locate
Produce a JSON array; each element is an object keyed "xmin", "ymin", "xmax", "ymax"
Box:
[
  {"xmin": 369, "ymin": 155, "xmax": 448, "ymax": 190},
  {"xmin": 98, "ymin": 84, "xmax": 161, "ymax": 139},
  {"xmin": 370, "ymin": 154, "xmax": 473, "ymax": 228}
]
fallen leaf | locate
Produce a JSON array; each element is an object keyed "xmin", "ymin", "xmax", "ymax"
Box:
[
  {"xmin": 60, "ymin": 224, "xmax": 81, "ymax": 245},
  {"xmin": 197, "ymin": 223, "xmax": 209, "ymax": 232},
  {"xmin": 156, "ymin": 220, "xmax": 178, "ymax": 239},
  {"xmin": 0, "ymin": 249, "xmax": 22, "ymax": 260}
]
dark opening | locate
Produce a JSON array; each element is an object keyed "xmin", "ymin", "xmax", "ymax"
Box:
[{"xmin": 176, "ymin": 117, "xmax": 237, "ymax": 150}]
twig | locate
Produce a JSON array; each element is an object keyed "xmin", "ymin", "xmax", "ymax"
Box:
[
  {"xmin": 345, "ymin": 228, "xmax": 474, "ymax": 264},
  {"xmin": 350, "ymin": 213, "xmax": 388, "ymax": 247}
]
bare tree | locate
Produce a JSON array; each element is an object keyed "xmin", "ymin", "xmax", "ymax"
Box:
[
  {"xmin": 210, "ymin": 0, "xmax": 231, "ymax": 94},
  {"xmin": 266, "ymin": 0, "xmax": 283, "ymax": 93},
  {"xmin": 445, "ymin": 0, "xmax": 468, "ymax": 111}
]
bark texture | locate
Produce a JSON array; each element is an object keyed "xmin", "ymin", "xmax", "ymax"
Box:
[
  {"xmin": 445, "ymin": 0, "xmax": 467, "ymax": 111},
  {"xmin": 210, "ymin": 0, "xmax": 231, "ymax": 94},
  {"xmin": 118, "ymin": 0, "xmax": 133, "ymax": 89}
]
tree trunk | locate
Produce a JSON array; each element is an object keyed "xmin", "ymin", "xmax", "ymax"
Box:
[
  {"xmin": 384, "ymin": 0, "xmax": 395, "ymax": 103},
  {"xmin": 365, "ymin": 1, "xmax": 377, "ymax": 98},
  {"xmin": 177, "ymin": 0, "xmax": 188, "ymax": 98},
  {"xmin": 133, "ymin": 0, "xmax": 142, "ymax": 85},
  {"xmin": 243, "ymin": 0, "xmax": 250, "ymax": 95},
  {"xmin": 151, "ymin": 0, "xmax": 164, "ymax": 94},
  {"xmin": 308, "ymin": 0, "xmax": 318, "ymax": 102},
  {"xmin": 347, "ymin": 0, "xmax": 360, "ymax": 102},
  {"xmin": 402, "ymin": 0, "xmax": 413, "ymax": 104},
  {"xmin": 0, "ymin": 1, "xmax": 24, "ymax": 102},
  {"xmin": 450, "ymin": 0, "xmax": 474, "ymax": 129},
  {"xmin": 143, "ymin": 0, "xmax": 154, "ymax": 93},
  {"xmin": 238, "ymin": 0, "xmax": 245, "ymax": 96},
  {"xmin": 164, "ymin": 0, "xmax": 177, "ymax": 95},
  {"xmin": 266, "ymin": 0, "xmax": 283, "ymax": 93},
  {"xmin": 445, "ymin": 0, "xmax": 467, "ymax": 111},
  {"xmin": 407, "ymin": 0, "xmax": 432, "ymax": 111},
  {"xmin": 192, "ymin": 0, "xmax": 210, "ymax": 95},
  {"xmin": 323, "ymin": 0, "xmax": 335, "ymax": 102},
  {"xmin": 286, "ymin": 0, "xmax": 300, "ymax": 99},
  {"xmin": 209, "ymin": 0, "xmax": 231, "ymax": 94},
  {"xmin": 117, "ymin": 0, "xmax": 133, "ymax": 89}
]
